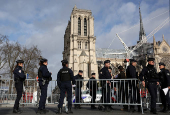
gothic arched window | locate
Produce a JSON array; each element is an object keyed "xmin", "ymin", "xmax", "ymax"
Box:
[
  {"xmin": 78, "ymin": 17, "xmax": 81, "ymax": 35},
  {"xmin": 84, "ymin": 18, "xmax": 87, "ymax": 36},
  {"xmin": 78, "ymin": 41, "xmax": 81, "ymax": 49}
]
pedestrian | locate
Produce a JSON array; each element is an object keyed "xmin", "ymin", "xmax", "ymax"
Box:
[
  {"xmin": 87, "ymin": 73, "xmax": 98, "ymax": 109},
  {"xmin": 126, "ymin": 59, "xmax": 141, "ymax": 112},
  {"xmin": 117, "ymin": 66, "xmax": 128, "ymax": 111},
  {"xmin": 99, "ymin": 60, "xmax": 112, "ymax": 112},
  {"xmin": 57, "ymin": 60, "xmax": 74, "ymax": 114},
  {"xmin": 37, "ymin": 58, "xmax": 52, "ymax": 114},
  {"xmin": 158, "ymin": 62, "xmax": 170, "ymax": 113},
  {"xmin": 74, "ymin": 70, "xmax": 84, "ymax": 109},
  {"xmin": 13, "ymin": 60, "xmax": 26, "ymax": 114},
  {"xmin": 139, "ymin": 58, "xmax": 160, "ymax": 114}
]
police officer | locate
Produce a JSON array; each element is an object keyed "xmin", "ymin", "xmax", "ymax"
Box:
[
  {"xmin": 87, "ymin": 73, "xmax": 98, "ymax": 109},
  {"xmin": 13, "ymin": 60, "xmax": 26, "ymax": 114},
  {"xmin": 57, "ymin": 60, "xmax": 74, "ymax": 114},
  {"xmin": 74, "ymin": 70, "xmax": 84, "ymax": 109},
  {"xmin": 158, "ymin": 62, "xmax": 170, "ymax": 112},
  {"xmin": 37, "ymin": 58, "xmax": 52, "ymax": 114},
  {"xmin": 99, "ymin": 60, "xmax": 112, "ymax": 112},
  {"xmin": 139, "ymin": 58, "xmax": 159, "ymax": 114},
  {"xmin": 126, "ymin": 59, "xmax": 141, "ymax": 112}
]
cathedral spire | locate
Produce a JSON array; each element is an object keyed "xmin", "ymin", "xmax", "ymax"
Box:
[{"xmin": 139, "ymin": 4, "xmax": 146, "ymax": 42}]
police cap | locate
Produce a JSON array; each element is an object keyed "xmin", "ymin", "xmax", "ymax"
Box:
[
  {"xmin": 79, "ymin": 70, "xmax": 83, "ymax": 73},
  {"xmin": 104, "ymin": 60, "xmax": 110, "ymax": 64},
  {"xmin": 130, "ymin": 59, "xmax": 137, "ymax": 63},
  {"xmin": 118, "ymin": 66, "xmax": 123, "ymax": 70},
  {"xmin": 159, "ymin": 62, "xmax": 166, "ymax": 66},
  {"xmin": 61, "ymin": 60, "xmax": 68, "ymax": 64},
  {"xmin": 147, "ymin": 58, "xmax": 155, "ymax": 62},
  {"xmin": 91, "ymin": 73, "xmax": 95, "ymax": 75},
  {"xmin": 16, "ymin": 60, "xmax": 24, "ymax": 63},
  {"xmin": 40, "ymin": 58, "xmax": 48, "ymax": 63}
]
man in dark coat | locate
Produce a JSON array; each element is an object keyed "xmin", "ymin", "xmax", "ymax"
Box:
[
  {"xmin": 139, "ymin": 58, "xmax": 160, "ymax": 114},
  {"xmin": 99, "ymin": 60, "xmax": 112, "ymax": 112},
  {"xmin": 117, "ymin": 66, "xmax": 128, "ymax": 111},
  {"xmin": 158, "ymin": 62, "xmax": 170, "ymax": 113},
  {"xmin": 74, "ymin": 70, "xmax": 84, "ymax": 109},
  {"xmin": 87, "ymin": 73, "xmax": 98, "ymax": 109},
  {"xmin": 126, "ymin": 59, "xmax": 141, "ymax": 112}
]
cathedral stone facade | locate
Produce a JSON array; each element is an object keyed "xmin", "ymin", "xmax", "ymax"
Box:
[{"xmin": 63, "ymin": 6, "xmax": 98, "ymax": 79}]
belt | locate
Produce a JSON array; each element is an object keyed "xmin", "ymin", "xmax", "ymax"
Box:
[{"xmin": 148, "ymin": 82, "xmax": 157, "ymax": 84}]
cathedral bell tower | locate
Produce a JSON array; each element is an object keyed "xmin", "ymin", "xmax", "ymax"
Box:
[{"xmin": 63, "ymin": 5, "xmax": 98, "ymax": 80}]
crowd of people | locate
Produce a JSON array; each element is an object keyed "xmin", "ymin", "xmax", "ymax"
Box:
[{"xmin": 12, "ymin": 58, "xmax": 170, "ymax": 114}]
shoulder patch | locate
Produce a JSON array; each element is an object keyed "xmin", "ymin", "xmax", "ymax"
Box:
[
  {"xmin": 19, "ymin": 70, "xmax": 21, "ymax": 73},
  {"xmin": 167, "ymin": 73, "xmax": 170, "ymax": 76},
  {"xmin": 100, "ymin": 72, "xmax": 102, "ymax": 74}
]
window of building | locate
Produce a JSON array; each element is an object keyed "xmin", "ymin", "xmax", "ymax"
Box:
[
  {"xmin": 78, "ymin": 41, "xmax": 81, "ymax": 49},
  {"xmin": 84, "ymin": 18, "xmax": 87, "ymax": 36},
  {"xmin": 85, "ymin": 41, "xmax": 88, "ymax": 49},
  {"xmin": 78, "ymin": 17, "xmax": 81, "ymax": 35}
]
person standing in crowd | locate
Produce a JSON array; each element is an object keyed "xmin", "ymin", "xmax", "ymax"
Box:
[
  {"xmin": 87, "ymin": 73, "xmax": 98, "ymax": 109},
  {"xmin": 57, "ymin": 60, "xmax": 74, "ymax": 114},
  {"xmin": 108, "ymin": 67, "xmax": 113, "ymax": 79},
  {"xmin": 74, "ymin": 70, "xmax": 84, "ymax": 109},
  {"xmin": 158, "ymin": 62, "xmax": 170, "ymax": 113},
  {"xmin": 139, "ymin": 58, "xmax": 159, "ymax": 114},
  {"xmin": 37, "ymin": 58, "xmax": 52, "ymax": 114},
  {"xmin": 126, "ymin": 59, "xmax": 141, "ymax": 112},
  {"xmin": 13, "ymin": 60, "xmax": 26, "ymax": 114},
  {"xmin": 99, "ymin": 60, "xmax": 112, "ymax": 112},
  {"xmin": 117, "ymin": 66, "xmax": 128, "ymax": 111}
]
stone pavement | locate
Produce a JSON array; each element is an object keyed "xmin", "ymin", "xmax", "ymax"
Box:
[{"xmin": 0, "ymin": 105, "xmax": 169, "ymax": 115}]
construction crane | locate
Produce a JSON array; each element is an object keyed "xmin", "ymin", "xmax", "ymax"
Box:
[{"xmin": 116, "ymin": 17, "xmax": 170, "ymax": 59}]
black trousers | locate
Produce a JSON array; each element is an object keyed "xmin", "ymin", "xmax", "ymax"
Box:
[
  {"xmin": 102, "ymin": 84, "xmax": 111, "ymax": 107},
  {"xmin": 14, "ymin": 81, "xmax": 23, "ymax": 109},
  {"xmin": 147, "ymin": 83, "xmax": 157, "ymax": 109},
  {"xmin": 119, "ymin": 82, "xmax": 128, "ymax": 109},
  {"xmin": 160, "ymin": 88, "xmax": 170, "ymax": 108},
  {"xmin": 90, "ymin": 91, "xmax": 96, "ymax": 108},
  {"xmin": 58, "ymin": 81, "xmax": 72, "ymax": 108},
  {"xmin": 38, "ymin": 81, "xmax": 48, "ymax": 110}
]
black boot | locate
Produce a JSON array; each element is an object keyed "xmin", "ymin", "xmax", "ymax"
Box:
[
  {"xmin": 13, "ymin": 109, "xmax": 20, "ymax": 114},
  {"xmin": 37, "ymin": 109, "xmax": 46, "ymax": 114},
  {"xmin": 151, "ymin": 108, "xmax": 157, "ymax": 114},
  {"xmin": 56, "ymin": 108, "xmax": 62, "ymax": 114},
  {"xmin": 160, "ymin": 106, "xmax": 167, "ymax": 113},
  {"xmin": 68, "ymin": 108, "xmax": 73, "ymax": 114},
  {"xmin": 17, "ymin": 108, "xmax": 23, "ymax": 113},
  {"xmin": 168, "ymin": 106, "xmax": 170, "ymax": 113}
]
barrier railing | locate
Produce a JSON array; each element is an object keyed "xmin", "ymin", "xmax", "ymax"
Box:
[{"xmin": 0, "ymin": 78, "xmax": 169, "ymax": 114}]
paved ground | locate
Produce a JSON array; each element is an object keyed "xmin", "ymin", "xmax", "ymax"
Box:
[{"xmin": 0, "ymin": 105, "xmax": 170, "ymax": 115}]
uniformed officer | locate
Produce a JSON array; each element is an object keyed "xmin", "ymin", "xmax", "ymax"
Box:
[
  {"xmin": 87, "ymin": 73, "xmax": 98, "ymax": 109},
  {"xmin": 57, "ymin": 60, "xmax": 74, "ymax": 114},
  {"xmin": 139, "ymin": 58, "xmax": 159, "ymax": 114},
  {"xmin": 37, "ymin": 58, "xmax": 52, "ymax": 114},
  {"xmin": 126, "ymin": 59, "xmax": 141, "ymax": 112},
  {"xmin": 74, "ymin": 70, "xmax": 84, "ymax": 109},
  {"xmin": 99, "ymin": 60, "xmax": 112, "ymax": 112},
  {"xmin": 13, "ymin": 60, "xmax": 26, "ymax": 114},
  {"xmin": 158, "ymin": 62, "xmax": 170, "ymax": 112}
]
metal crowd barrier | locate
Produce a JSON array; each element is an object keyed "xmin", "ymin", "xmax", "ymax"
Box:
[
  {"xmin": 0, "ymin": 79, "xmax": 60, "ymax": 106},
  {"xmin": 0, "ymin": 78, "xmax": 169, "ymax": 114},
  {"xmin": 74, "ymin": 79, "xmax": 143, "ymax": 113}
]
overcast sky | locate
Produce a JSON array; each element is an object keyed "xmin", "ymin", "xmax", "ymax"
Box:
[{"xmin": 0, "ymin": 0, "xmax": 170, "ymax": 80}]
